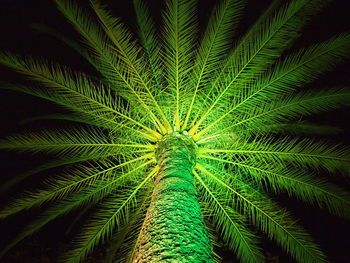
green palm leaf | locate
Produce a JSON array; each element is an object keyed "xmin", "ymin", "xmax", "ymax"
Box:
[
  {"xmin": 197, "ymin": 163, "xmax": 327, "ymax": 263},
  {"xmin": 0, "ymin": 156, "xmax": 153, "ymax": 219},
  {"xmin": 61, "ymin": 168, "xmax": 156, "ymax": 263},
  {"xmin": 195, "ymin": 171, "xmax": 264, "ymax": 263},
  {"xmin": 161, "ymin": 0, "xmax": 197, "ymax": 128}
]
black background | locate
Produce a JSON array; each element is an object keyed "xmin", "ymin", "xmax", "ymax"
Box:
[{"xmin": 0, "ymin": 0, "xmax": 350, "ymax": 262}]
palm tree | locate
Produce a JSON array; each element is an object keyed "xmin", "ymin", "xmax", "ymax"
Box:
[{"xmin": 0, "ymin": 0, "xmax": 349, "ymax": 262}]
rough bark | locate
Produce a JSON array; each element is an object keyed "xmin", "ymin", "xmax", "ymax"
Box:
[{"xmin": 133, "ymin": 132, "xmax": 213, "ymax": 262}]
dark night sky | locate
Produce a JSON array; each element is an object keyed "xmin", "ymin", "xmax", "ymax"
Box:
[{"xmin": 0, "ymin": 0, "xmax": 350, "ymax": 262}]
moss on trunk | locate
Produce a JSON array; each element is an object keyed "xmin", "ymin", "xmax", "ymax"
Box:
[{"xmin": 133, "ymin": 132, "xmax": 213, "ymax": 262}]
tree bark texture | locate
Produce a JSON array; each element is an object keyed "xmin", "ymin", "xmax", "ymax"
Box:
[{"xmin": 133, "ymin": 132, "xmax": 213, "ymax": 262}]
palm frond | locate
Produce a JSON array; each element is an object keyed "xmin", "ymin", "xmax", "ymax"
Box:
[
  {"xmin": 0, "ymin": 53, "xmax": 161, "ymax": 140},
  {"xmin": 110, "ymin": 187, "xmax": 152, "ymax": 263},
  {"xmin": 124, "ymin": 203, "xmax": 150, "ymax": 263},
  {"xmin": 90, "ymin": 0, "xmax": 171, "ymax": 133},
  {"xmin": 182, "ymin": 0, "xmax": 245, "ymax": 129},
  {"xmin": 195, "ymin": 171, "xmax": 264, "ymax": 263},
  {"xmin": 197, "ymin": 163, "xmax": 327, "ymax": 263},
  {"xmin": 0, "ymin": 156, "xmax": 153, "ymax": 219},
  {"xmin": 200, "ymin": 88, "xmax": 350, "ymax": 141},
  {"xmin": 0, "ymin": 149, "xmax": 134, "ymax": 194},
  {"xmin": 54, "ymin": 0, "xmax": 167, "ymax": 132},
  {"xmin": 200, "ymin": 156, "xmax": 350, "ymax": 218},
  {"xmin": 246, "ymin": 122, "xmax": 342, "ymax": 135},
  {"xmin": 0, "ymin": 164, "xmax": 156, "ymax": 258},
  {"xmin": 53, "ymin": 0, "xmax": 125, "ymax": 86},
  {"xmin": 194, "ymin": 33, "xmax": 350, "ymax": 139},
  {"xmin": 61, "ymin": 167, "xmax": 156, "ymax": 263},
  {"xmin": 0, "ymin": 182, "xmax": 106, "ymax": 258},
  {"xmin": 161, "ymin": 0, "xmax": 197, "ymax": 129},
  {"xmin": 132, "ymin": 0, "xmax": 162, "ymax": 88},
  {"xmin": 189, "ymin": 0, "xmax": 330, "ymax": 135},
  {"xmin": 237, "ymin": 89, "xmax": 350, "ymax": 130},
  {"xmin": 0, "ymin": 127, "xmax": 153, "ymax": 155},
  {"xmin": 200, "ymin": 136, "xmax": 350, "ymax": 174},
  {"xmin": 0, "ymin": 82, "xmax": 112, "ymax": 130},
  {"xmin": 30, "ymin": 23, "xmax": 98, "ymax": 68}
]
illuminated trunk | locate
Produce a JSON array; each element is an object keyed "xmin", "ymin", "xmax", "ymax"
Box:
[{"xmin": 133, "ymin": 132, "xmax": 213, "ymax": 262}]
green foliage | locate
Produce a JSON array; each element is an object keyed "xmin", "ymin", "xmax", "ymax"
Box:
[{"xmin": 1, "ymin": 0, "xmax": 350, "ymax": 262}]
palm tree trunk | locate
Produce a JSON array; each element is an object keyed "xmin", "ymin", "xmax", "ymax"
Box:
[{"xmin": 133, "ymin": 132, "xmax": 213, "ymax": 262}]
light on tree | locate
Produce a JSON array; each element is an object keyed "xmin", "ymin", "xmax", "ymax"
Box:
[{"xmin": 0, "ymin": 0, "xmax": 349, "ymax": 262}]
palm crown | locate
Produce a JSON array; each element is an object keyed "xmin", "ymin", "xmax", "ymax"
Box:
[{"xmin": 0, "ymin": 0, "xmax": 350, "ymax": 262}]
